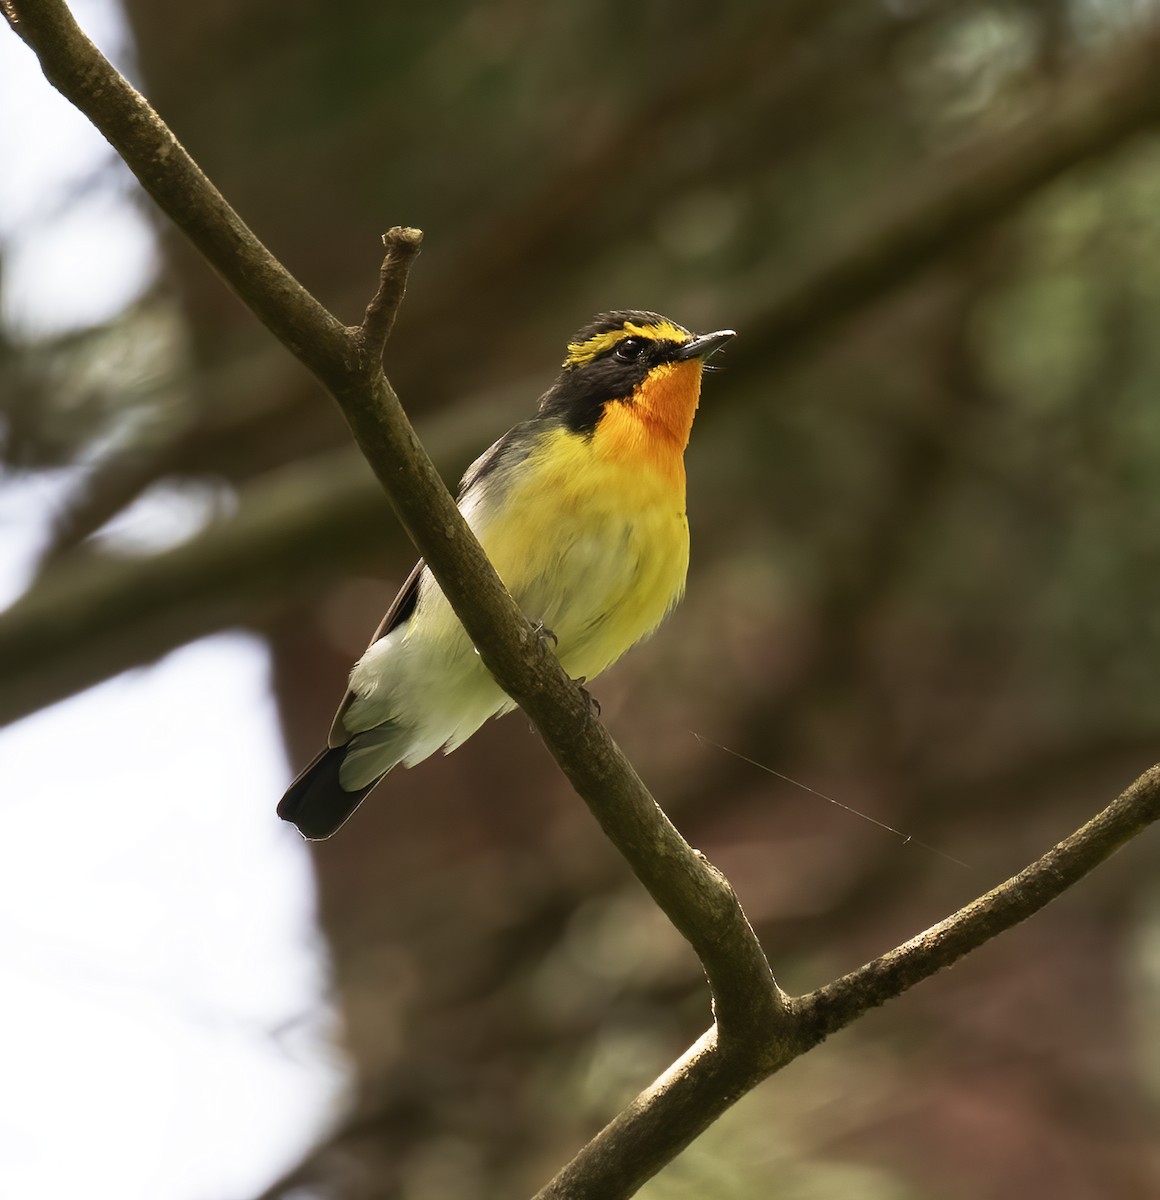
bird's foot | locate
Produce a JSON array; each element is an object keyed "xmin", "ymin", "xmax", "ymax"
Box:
[
  {"xmin": 532, "ymin": 620, "xmax": 558, "ymax": 648},
  {"xmin": 574, "ymin": 676, "xmax": 602, "ymax": 718}
]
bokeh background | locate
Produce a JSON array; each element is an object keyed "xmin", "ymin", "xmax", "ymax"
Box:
[{"xmin": 4, "ymin": 1, "xmax": 1160, "ymax": 1197}]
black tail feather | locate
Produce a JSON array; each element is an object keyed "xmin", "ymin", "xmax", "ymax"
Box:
[{"xmin": 277, "ymin": 746, "xmax": 380, "ymax": 840}]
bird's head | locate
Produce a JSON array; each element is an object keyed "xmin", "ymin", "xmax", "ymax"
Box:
[{"xmin": 539, "ymin": 310, "xmax": 735, "ymax": 455}]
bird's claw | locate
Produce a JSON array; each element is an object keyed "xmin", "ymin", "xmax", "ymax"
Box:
[
  {"xmin": 574, "ymin": 676, "xmax": 601, "ymax": 718},
  {"xmin": 533, "ymin": 620, "xmax": 558, "ymax": 648}
]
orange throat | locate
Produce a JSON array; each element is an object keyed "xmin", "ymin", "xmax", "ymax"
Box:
[{"xmin": 593, "ymin": 360, "xmax": 703, "ymax": 480}]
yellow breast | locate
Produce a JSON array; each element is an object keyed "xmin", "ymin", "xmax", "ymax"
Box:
[{"xmin": 478, "ymin": 413, "xmax": 691, "ymax": 682}]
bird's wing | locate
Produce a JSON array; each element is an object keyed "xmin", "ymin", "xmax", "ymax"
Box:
[
  {"xmin": 326, "ymin": 558, "xmax": 425, "ymax": 747},
  {"xmin": 457, "ymin": 419, "xmax": 542, "ymax": 499},
  {"xmin": 324, "ymin": 419, "xmax": 542, "ymax": 748},
  {"xmin": 365, "ymin": 557, "xmax": 425, "ymax": 646}
]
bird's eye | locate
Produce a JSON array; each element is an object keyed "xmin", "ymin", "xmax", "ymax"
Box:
[{"xmin": 614, "ymin": 337, "xmax": 648, "ymax": 362}]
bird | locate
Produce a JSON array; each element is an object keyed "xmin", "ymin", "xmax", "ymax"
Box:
[{"xmin": 278, "ymin": 310, "xmax": 735, "ymax": 839}]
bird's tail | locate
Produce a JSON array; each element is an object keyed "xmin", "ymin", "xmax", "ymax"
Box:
[{"xmin": 277, "ymin": 746, "xmax": 382, "ymax": 840}]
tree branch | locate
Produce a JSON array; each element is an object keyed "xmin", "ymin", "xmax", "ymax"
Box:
[
  {"xmin": 356, "ymin": 227, "xmax": 424, "ymax": 367},
  {"xmin": 7, "ymin": 4, "xmax": 1160, "ymax": 1197},
  {"xmin": 2, "ymin": 0, "xmax": 787, "ymax": 1060},
  {"xmin": 0, "ymin": 448, "xmax": 395, "ymax": 725},
  {"xmin": 0, "ymin": 0, "xmax": 349, "ymax": 381},
  {"xmin": 0, "ymin": 377, "xmax": 532, "ymax": 725},
  {"xmin": 795, "ymin": 764, "xmax": 1160, "ymax": 1037},
  {"xmin": 7, "ymin": 24, "xmax": 1160, "ymax": 720},
  {"xmin": 536, "ymin": 764, "xmax": 1160, "ymax": 1198}
]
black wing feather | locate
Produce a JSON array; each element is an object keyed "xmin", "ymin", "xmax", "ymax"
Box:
[{"xmin": 326, "ymin": 559, "xmax": 424, "ymax": 747}]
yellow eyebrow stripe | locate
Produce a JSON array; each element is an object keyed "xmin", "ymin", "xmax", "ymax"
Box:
[{"xmin": 564, "ymin": 320, "xmax": 690, "ymax": 367}]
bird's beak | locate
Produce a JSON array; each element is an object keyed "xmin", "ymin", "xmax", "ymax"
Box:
[{"xmin": 674, "ymin": 329, "xmax": 736, "ymax": 361}]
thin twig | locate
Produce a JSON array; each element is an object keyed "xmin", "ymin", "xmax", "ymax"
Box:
[
  {"xmin": 357, "ymin": 227, "xmax": 424, "ymax": 369},
  {"xmin": 795, "ymin": 763, "xmax": 1160, "ymax": 1037}
]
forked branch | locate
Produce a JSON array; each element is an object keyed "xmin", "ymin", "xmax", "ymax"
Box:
[
  {"xmin": 2, "ymin": 0, "xmax": 787, "ymax": 1108},
  {"xmin": 5, "ymin": 3, "xmax": 1160, "ymax": 1197}
]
